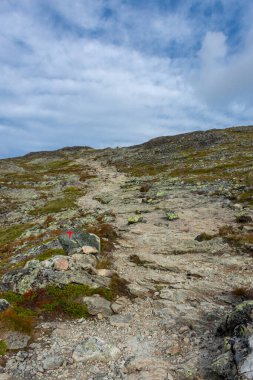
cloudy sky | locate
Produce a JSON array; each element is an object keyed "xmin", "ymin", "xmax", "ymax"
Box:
[{"xmin": 0, "ymin": 0, "xmax": 253, "ymax": 158}]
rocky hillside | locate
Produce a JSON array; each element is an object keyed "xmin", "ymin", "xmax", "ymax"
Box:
[{"xmin": 0, "ymin": 125, "xmax": 252, "ymax": 380}]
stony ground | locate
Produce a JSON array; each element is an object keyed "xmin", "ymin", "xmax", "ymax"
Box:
[{"xmin": 0, "ymin": 127, "xmax": 253, "ymax": 380}]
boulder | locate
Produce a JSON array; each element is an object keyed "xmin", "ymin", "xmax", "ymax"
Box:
[
  {"xmin": 213, "ymin": 301, "xmax": 253, "ymax": 380},
  {"xmin": 240, "ymin": 335, "xmax": 253, "ymax": 380},
  {"xmin": 2, "ymin": 260, "xmax": 109, "ymax": 294},
  {"xmin": 58, "ymin": 229, "xmax": 100, "ymax": 255},
  {"xmin": 216, "ymin": 301, "xmax": 253, "ymax": 336}
]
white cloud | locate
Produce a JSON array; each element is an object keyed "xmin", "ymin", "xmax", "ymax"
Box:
[
  {"xmin": 199, "ymin": 32, "xmax": 227, "ymax": 65},
  {"xmin": 0, "ymin": 0, "xmax": 252, "ymax": 157}
]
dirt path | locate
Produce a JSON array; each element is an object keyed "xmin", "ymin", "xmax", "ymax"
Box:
[{"xmin": 4, "ymin": 157, "xmax": 253, "ymax": 380}]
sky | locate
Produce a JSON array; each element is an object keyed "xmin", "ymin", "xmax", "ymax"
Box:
[{"xmin": 0, "ymin": 0, "xmax": 253, "ymax": 158}]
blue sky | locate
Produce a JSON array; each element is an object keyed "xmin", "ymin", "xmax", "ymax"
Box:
[{"xmin": 0, "ymin": 0, "xmax": 253, "ymax": 158}]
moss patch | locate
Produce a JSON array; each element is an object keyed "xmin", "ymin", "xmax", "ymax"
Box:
[
  {"xmin": 30, "ymin": 197, "xmax": 76, "ymax": 215},
  {"xmin": 0, "ymin": 340, "xmax": 7, "ymax": 356},
  {"xmin": 0, "ymin": 224, "xmax": 32, "ymax": 246},
  {"xmin": 36, "ymin": 248, "xmax": 66, "ymax": 261}
]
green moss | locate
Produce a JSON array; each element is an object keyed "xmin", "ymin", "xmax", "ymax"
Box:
[
  {"xmin": 30, "ymin": 197, "xmax": 76, "ymax": 215},
  {"xmin": 238, "ymin": 190, "xmax": 253, "ymax": 205},
  {"xmin": 121, "ymin": 163, "xmax": 168, "ymax": 177},
  {"xmin": 0, "ymin": 340, "xmax": 7, "ymax": 356},
  {"xmin": 42, "ymin": 299, "xmax": 89, "ymax": 318},
  {"xmin": 46, "ymin": 283, "xmax": 113, "ymax": 302},
  {"xmin": 63, "ymin": 186, "xmax": 82, "ymax": 194},
  {"xmin": 0, "ymin": 224, "xmax": 32, "ymax": 246},
  {"xmin": 0, "ymin": 291, "xmax": 24, "ymax": 304},
  {"xmin": 37, "ymin": 284, "xmax": 113, "ymax": 316},
  {"xmin": 13, "ymin": 305, "xmax": 37, "ymax": 317},
  {"xmin": 36, "ymin": 248, "xmax": 66, "ymax": 261}
]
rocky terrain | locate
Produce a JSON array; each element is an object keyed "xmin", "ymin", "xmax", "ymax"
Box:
[{"xmin": 0, "ymin": 125, "xmax": 252, "ymax": 380}]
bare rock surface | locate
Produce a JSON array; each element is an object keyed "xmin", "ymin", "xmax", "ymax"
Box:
[{"xmin": 0, "ymin": 132, "xmax": 253, "ymax": 380}]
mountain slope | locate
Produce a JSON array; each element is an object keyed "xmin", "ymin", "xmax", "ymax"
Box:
[{"xmin": 0, "ymin": 125, "xmax": 252, "ymax": 379}]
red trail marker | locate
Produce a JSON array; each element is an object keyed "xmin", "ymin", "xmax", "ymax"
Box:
[{"xmin": 66, "ymin": 230, "xmax": 74, "ymax": 239}]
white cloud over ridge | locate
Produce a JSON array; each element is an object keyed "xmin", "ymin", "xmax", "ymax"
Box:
[{"xmin": 0, "ymin": 0, "xmax": 253, "ymax": 157}]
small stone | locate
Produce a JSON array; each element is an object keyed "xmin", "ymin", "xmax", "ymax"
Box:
[
  {"xmin": 0, "ymin": 299, "xmax": 9, "ymax": 312},
  {"xmin": 95, "ymin": 269, "xmax": 115, "ymax": 277},
  {"xmin": 53, "ymin": 257, "xmax": 69, "ymax": 271},
  {"xmin": 42, "ymin": 355, "xmax": 64, "ymax": 370},
  {"xmin": 179, "ymin": 326, "xmax": 190, "ymax": 334},
  {"xmin": 82, "ymin": 246, "xmax": 99, "ymax": 255},
  {"xmin": 233, "ymin": 203, "xmax": 243, "ymax": 211},
  {"xmin": 83, "ymin": 295, "xmax": 112, "ymax": 316},
  {"xmin": 72, "ymin": 337, "xmax": 121, "ymax": 363},
  {"xmin": 111, "ymin": 297, "xmax": 130, "ymax": 313}
]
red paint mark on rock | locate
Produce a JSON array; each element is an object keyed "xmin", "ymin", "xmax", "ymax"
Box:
[{"xmin": 67, "ymin": 230, "xmax": 74, "ymax": 239}]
